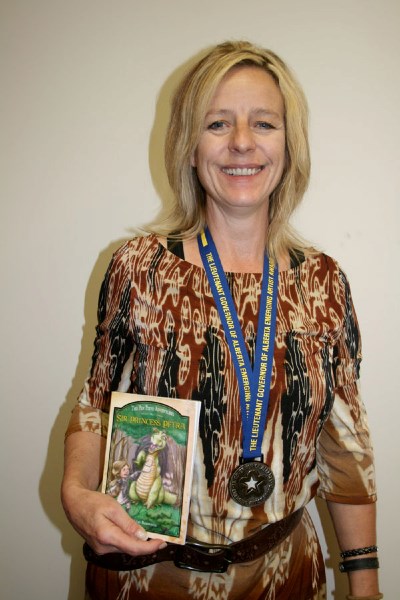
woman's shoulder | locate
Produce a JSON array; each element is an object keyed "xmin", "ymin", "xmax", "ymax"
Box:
[
  {"xmin": 307, "ymin": 251, "xmax": 350, "ymax": 284},
  {"xmin": 298, "ymin": 250, "xmax": 355, "ymax": 306},
  {"xmin": 285, "ymin": 248, "xmax": 353, "ymax": 298},
  {"xmin": 111, "ymin": 233, "xmax": 161, "ymax": 262},
  {"xmin": 100, "ymin": 234, "xmax": 162, "ymax": 283},
  {"xmin": 285, "ymin": 247, "xmax": 342, "ymax": 275}
]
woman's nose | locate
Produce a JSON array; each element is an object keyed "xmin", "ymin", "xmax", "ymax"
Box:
[{"xmin": 229, "ymin": 124, "xmax": 256, "ymax": 153}]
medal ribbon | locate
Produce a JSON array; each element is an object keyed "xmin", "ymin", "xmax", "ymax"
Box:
[{"xmin": 198, "ymin": 227, "xmax": 278, "ymax": 461}]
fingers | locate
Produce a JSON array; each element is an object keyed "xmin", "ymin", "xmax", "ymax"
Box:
[
  {"xmin": 106, "ymin": 499, "xmax": 148, "ymax": 541},
  {"xmin": 93, "ymin": 521, "xmax": 166, "ymax": 556},
  {"xmin": 85, "ymin": 492, "xmax": 167, "ymax": 556}
]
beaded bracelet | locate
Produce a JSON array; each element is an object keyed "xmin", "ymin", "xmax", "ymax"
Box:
[
  {"xmin": 339, "ymin": 557, "xmax": 379, "ymax": 573},
  {"xmin": 341, "ymin": 545, "xmax": 378, "ymax": 559}
]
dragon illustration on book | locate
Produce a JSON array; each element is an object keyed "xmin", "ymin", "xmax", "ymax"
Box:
[{"xmin": 128, "ymin": 428, "xmax": 181, "ymax": 509}]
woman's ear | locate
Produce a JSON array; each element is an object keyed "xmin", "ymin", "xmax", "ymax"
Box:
[{"xmin": 190, "ymin": 151, "xmax": 197, "ymax": 168}]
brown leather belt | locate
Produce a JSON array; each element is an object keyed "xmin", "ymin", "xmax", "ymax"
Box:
[{"xmin": 83, "ymin": 507, "xmax": 303, "ymax": 573}]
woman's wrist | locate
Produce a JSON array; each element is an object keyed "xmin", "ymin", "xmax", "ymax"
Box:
[
  {"xmin": 345, "ymin": 561, "xmax": 380, "ymax": 597},
  {"xmin": 346, "ymin": 594, "xmax": 383, "ymax": 600}
]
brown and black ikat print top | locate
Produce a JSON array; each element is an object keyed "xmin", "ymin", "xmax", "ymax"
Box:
[{"xmin": 68, "ymin": 234, "xmax": 376, "ymax": 600}]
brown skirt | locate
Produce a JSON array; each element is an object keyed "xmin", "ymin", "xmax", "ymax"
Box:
[{"xmin": 85, "ymin": 510, "xmax": 326, "ymax": 600}]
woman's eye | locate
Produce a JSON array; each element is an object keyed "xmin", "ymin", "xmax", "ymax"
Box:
[
  {"xmin": 208, "ymin": 121, "xmax": 226, "ymax": 131},
  {"xmin": 256, "ymin": 121, "xmax": 274, "ymax": 130}
]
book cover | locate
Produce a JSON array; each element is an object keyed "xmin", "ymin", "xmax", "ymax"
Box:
[{"xmin": 101, "ymin": 392, "xmax": 201, "ymax": 545}]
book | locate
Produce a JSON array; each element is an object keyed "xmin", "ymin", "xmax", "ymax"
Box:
[{"xmin": 101, "ymin": 392, "xmax": 201, "ymax": 545}]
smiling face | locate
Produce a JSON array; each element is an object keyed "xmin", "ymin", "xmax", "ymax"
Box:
[{"xmin": 192, "ymin": 66, "xmax": 286, "ymax": 218}]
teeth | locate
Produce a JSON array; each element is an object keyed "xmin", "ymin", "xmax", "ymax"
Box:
[{"xmin": 223, "ymin": 167, "xmax": 262, "ymax": 176}]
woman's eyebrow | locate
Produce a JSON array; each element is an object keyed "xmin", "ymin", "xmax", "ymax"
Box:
[{"xmin": 205, "ymin": 107, "xmax": 282, "ymax": 118}]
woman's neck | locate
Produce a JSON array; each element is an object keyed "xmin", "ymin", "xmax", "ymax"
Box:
[
  {"xmin": 204, "ymin": 202, "xmax": 270, "ymax": 272},
  {"xmin": 179, "ymin": 200, "xmax": 291, "ymax": 273},
  {"xmin": 206, "ymin": 227, "xmax": 266, "ymax": 273}
]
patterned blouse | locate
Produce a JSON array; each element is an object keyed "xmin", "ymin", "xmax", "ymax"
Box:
[{"xmin": 66, "ymin": 234, "xmax": 376, "ymax": 546}]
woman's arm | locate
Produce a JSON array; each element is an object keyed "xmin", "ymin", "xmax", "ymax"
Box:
[
  {"xmin": 61, "ymin": 431, "xmax": 166, "ymax": 556},
  {"xmin": 327, "ymin": 501, "xmax": 380, "ymax": 597}
]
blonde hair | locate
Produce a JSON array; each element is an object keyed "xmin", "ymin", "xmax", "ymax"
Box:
[{"xmin": 146, "ymin": 40, "xmax": 311, "ymax": 259}]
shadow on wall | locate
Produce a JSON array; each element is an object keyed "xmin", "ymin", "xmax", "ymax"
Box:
[
  {"xmin": 147, "ymin": 45, "xmax": 210, "ymax": 218},
  {"xmin": 38, "ymin": 238, "xmax": 129, "ymax": 600}
]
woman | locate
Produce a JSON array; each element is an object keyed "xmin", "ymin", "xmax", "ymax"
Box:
[{"xmin": 61, "ymin": 41, "xmax": 381, "ymax": 600}]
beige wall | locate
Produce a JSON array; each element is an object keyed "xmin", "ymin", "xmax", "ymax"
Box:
[{"xmin": 1, "ymin": 1, "xmax": 398, "ymax": 598}]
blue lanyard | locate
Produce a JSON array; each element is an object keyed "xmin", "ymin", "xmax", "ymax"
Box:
[{"xmin": 198, "ymin": 228, "xmax": 278, "ymax": 461}]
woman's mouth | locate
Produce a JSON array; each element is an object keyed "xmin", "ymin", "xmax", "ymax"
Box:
[{"xmin": 222, "ymin": 167, "xmax": 263, "ymax": 176}]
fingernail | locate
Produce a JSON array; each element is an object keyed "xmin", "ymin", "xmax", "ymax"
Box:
[
  {"xmin": 135, "ymin": 529, "xmax": 148, "ymax": 541},
  {"xmin": 159, "ymin": 542, "xmax": 167, "ymax": 550}
]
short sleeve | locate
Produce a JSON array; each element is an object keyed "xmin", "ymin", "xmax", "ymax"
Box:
[
  {"xmin": 316, "ymin": 270, "xmax": 377, "ymax": 504},
  {"xmin": 65, "ymin": 242, "xmax": 135, "ymax": 439}
]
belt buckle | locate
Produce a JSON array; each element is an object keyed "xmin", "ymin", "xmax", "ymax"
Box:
[{"xmin": 174, "ymin": 540, "xmax": 233, "ymax": 573}]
